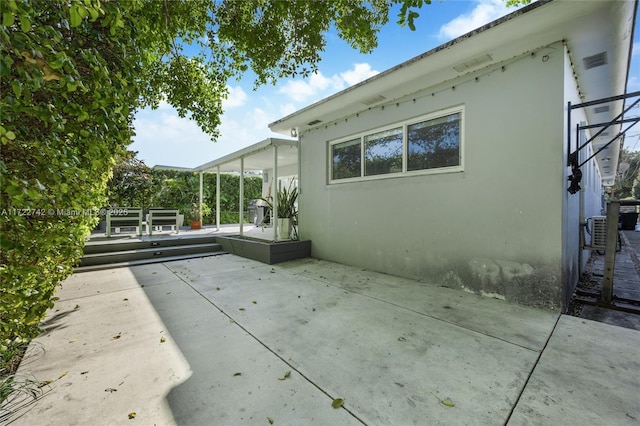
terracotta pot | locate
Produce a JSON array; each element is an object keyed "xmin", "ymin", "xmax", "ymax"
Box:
[{"xmin": 191, "ymin": 220, "xmax": 202, "ymax": 229}]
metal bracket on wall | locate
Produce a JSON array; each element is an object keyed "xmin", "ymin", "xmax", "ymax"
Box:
[{"xmin": 567, "ymin": 91, "xmax": 640, "ymax": 194}]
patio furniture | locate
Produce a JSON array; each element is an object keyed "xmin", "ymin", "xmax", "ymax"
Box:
[
  {"xmin": 147, "ymin": 208, "xmax": 182, "ymax": 236},
  {"xmin": 106, "ymin": 208, "xmax": 143, "ymax": 237}
]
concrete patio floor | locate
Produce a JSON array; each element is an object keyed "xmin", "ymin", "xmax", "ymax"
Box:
[{"xmin": 3, "ymin": 255, "xmax": 640, "ymax": 425}]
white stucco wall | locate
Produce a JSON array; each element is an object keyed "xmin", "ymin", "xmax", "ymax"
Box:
[
  {"xmin": 561, "ymin": 44, "xmax": 605, "ymax": 310},
  {"xmin": 299, "ymin": 42, "xmax": 570, "ymax": 310},
  {"xmin": 262, "ymin": 164, "xmax": 298, "ymax": 198}
]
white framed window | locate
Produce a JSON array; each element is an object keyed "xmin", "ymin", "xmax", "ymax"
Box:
[
  {"xmin": 331, "ymin": 138, "xmax": 361, "ymax": 180},
  {"xmin": 407, "ymin": 112, "xmax": 461, "ymax": 171},
  {"xmin": 328, "ymin": 106, "xmax": 464, "ymax": 183},
  {"xmin": 364, "ymin": 127, "xmax": 403, "ymax": 176}
]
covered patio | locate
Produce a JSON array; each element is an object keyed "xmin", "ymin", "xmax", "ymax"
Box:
[{"xmin": 193, "ymin": 138, "xmax": 299, "ymax": 242}]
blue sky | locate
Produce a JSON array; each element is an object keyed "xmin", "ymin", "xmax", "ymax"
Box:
[{"xmin": 130, "ymin": 0, "xmax": 640, "ymax": 168}]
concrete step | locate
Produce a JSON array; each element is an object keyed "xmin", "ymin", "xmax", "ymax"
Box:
[
  {"xmin": 84, "ymin": 235, "xmax": 218, "ymax": 254},
  {"xmin": 80, "ymin": 243, "xmax": 223, "ymax": 267},
  {"xmin": 75, "ymin": 252, "xmax": 227, "ymax": 273}
]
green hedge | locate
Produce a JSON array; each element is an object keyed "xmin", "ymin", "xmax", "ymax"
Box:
[{"xmin": 107, "ymin": 166, "xmax": 263, "ymax": 224}]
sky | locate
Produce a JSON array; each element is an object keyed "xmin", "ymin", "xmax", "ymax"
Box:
[{"xmin": 130, "ymin": 0, "xmax": 640, "ymax": 169}]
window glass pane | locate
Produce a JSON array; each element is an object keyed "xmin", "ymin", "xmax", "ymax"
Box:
[
  {"xmin": 364, "ymin": 127, "xmax": 403, "ymax": 176},
  {"xmin": 332, "ymin": 138, "xmax": 361, "ymax": 180},
  {"xmin": 407, "ymin": 113, "xmax": 461, "ymax": 171}
]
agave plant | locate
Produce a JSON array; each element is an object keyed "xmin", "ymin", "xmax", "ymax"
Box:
[
  {"xmin": 260, "ymin": 178, "xmax": 298, "ymax": 240},
  {"xmin": 261, "ymin": 178, "xmax": 298, "ymax": 220}
]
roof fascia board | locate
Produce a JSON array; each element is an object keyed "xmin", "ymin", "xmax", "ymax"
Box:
[
  {"xmin": 269, "ymin": 0, "xmax": 551, "ymax": 134},
  {"xmin": 194, "ymin": 138, "xmax": 297, "ymax": 172}
]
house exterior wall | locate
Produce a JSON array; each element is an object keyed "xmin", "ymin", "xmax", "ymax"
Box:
[
  {"xmin": 561, "ymin": 45, "xmax": 605, "ymax": 310},
  {"xmin": 299, "ymin": 42, "xmax": 569, "ymax": 310},
  {"xmin": 262, "ymin": 164, "xmax": 298, "ymax": 197}
]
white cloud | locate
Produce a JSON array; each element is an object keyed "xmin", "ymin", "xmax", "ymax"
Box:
[
  {"xmin": 223, "ymin": 85, "xmax": 248, "ymax": 108},
  {"xmin": 250, "ymin": 107, "xmax": 274, "ymax": 131},
  {"xmin": 278, "ymin": 63, "xmax": 379, "ymax": 103},
  {"xmin": 279, "ymin": 103, "xmax": 297, "ymax": 117},
  {"xmin": 278, "ymin": 71, "xmax": 343, "ymax": 102},
  {"xmin": 438, "ymin": 0, "xmax": 514, "ymax": 40},
  {"xmin": 340, "ymin": 63, "xmax": 379, "ymax": 86},
  {"xmin": 132, "ymin": 109, "xmax": 214, "ymax": 168}
]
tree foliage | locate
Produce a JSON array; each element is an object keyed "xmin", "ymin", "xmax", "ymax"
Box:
[
  {"xmin": 1, "ymin": 0, "xmax": 145, "ymax": 348},
  {"xmin": 146, "ymin": 168, "xmax": 262, "ymax": 224},
  {"xmin": 612, "ymin": 148, "xmax": 640, "ymax": 199},
  {"xmin": 107, "ymin": 151, "xmax": 153, "ymax": 209}
]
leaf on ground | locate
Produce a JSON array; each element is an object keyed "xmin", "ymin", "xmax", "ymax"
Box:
[
  {"xmin": 69, "ymin": 338, "xmax": 78, "ymax": 343},
  {"xmin": 160, "ymin": 336, "xmax": 166, "ymax": 343},
  {"xmin": 252, "ymin": 301, "xmax": 257, "ymax": 304},
  {"xmin": 113, "ymin": 335, "xmax": 121, "ymax": 340},
  {"xmin": 440, "ymin": 398, "xmax": 455, "ymax": 407},
  {"xmin": 58, "ymin": 371, "xmax": 68, "ymax": 379},
  {"xmin": 216, "ymin": 287, "xmax": 221, "ymax": 291},
  {"xmin": 123, "ymin": 298, "xmax": 128, "ymax": 301},
  {"xmin": 38, "ymin": 380, "xmax": 53, "ymax": 388},
  {"xmin": 128, "ymin": 412, "xmax": 136, "ymax": 419},
  {"xmin": 239, "ymin": 308, "xmax": 245, "ymax": 311},
  {"xmin": 278, "ymin": 370, "xmax": 291, "ymax": 381},
  {"xmin": 267, "ymin": 417, "xmax": 274, "ymax": 424},
  {"xmin": 105, "ymin": 388, "xmax": 117, "ymax": 393},
  {"xmin": 233, "ymin": 372, "xmax": 242, "ymax": 376},
  {"xmin": 331, "ymin": 398, "xmax": 344, "ymax": 408},
  {"xmin": 80, "ymin": 371, "xmax": 89, "ymax": 375}
]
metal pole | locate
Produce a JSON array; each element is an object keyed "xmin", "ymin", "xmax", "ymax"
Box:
[
  {"xmin": 273, "ymin": 145, "xmax": 279, "ymax": 241},
  {"xmin": 216, "ymin": 166, "xmax": 220, "ymax": 231},
  {"xmin": 567, "ymin": 101, "xmax": 571, "ymax": 166},
  {"xmin": 199, "ymin": 172, "xmax": 203, "ymax": 227},
  {"xmin": 602, "ymin": 201, "xmax": 620, "ymax": 304},
  {"xmin": 240, "ymin": 157, "xmax": 244, "ymax": 237}
]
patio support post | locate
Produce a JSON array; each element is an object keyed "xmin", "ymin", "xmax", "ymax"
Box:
[
  {"xmin": 273, "ymin": 144, "xmax": 279, "ymax": 241},
  {"xmin": 199, "ymin": 172, "xmax": 203, "ymax": 228},
  {"xmin": 240, "ymin": 157, "xmax": 244, "ymax": 237},
  {"xmin": 216, "ymin": 166, "xmax": 220, "ymax": 231},
  {"xmin": 297, "ymin": 135, "xmax": 301, "ymax": 240},
  {"xmin": 602, "ymin": 200, "xmax": 620, "ymax": 304}
]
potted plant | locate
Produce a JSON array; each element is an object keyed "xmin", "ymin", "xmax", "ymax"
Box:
[
  {"xmin": 190, "ymin": 202, "xmax": 202, "ymax": 229},
  {"xmin": 262, "ymin": 179, "xmax": 298, "ymax": 240}
]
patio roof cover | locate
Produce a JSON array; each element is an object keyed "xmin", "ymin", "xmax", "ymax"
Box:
[{"xmin": 194, "ymin": 138, "xmax": 298, "ymax": 173}]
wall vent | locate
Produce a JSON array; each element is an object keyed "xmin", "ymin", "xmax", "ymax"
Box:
[
  {"xmin": 307, "ymin": 119, "xmax": 322, "ymax": 126},
  {"xmin": 453, "ymin": 54, "xmax": 493, "ymax": 72},
  {"xmin": 361, "ymin": 95, "xmax": 386, "ymax": 106},
  {"xmin": 594, "ymin": 105, "xmax": 609, "ymax": 113},
  {"xmin": 583, "ymin": 52, "xmax": 608, "ymax": 70}
]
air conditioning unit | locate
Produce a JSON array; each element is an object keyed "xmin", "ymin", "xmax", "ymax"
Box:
[{"xmin": 589, "ymin": 216, "xmax": 607, "ymax": 249}]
